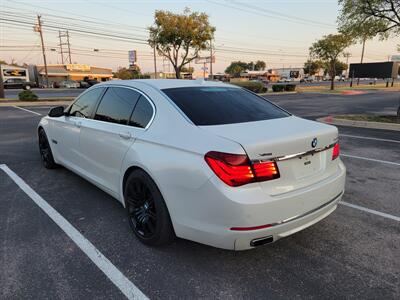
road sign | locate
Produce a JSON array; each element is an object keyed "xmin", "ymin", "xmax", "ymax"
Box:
[
  {"xmin": 129, "ymin": 50, "xmax": 137, "ymax": 65},
  {"xmin": 195, "ymin": 56, "xmax": 215, "ymax": 64}
]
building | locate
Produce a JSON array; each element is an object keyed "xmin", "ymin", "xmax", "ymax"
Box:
[{"xmin": 37, "ymin": 64, "xmax": 113, "ymax": 85}]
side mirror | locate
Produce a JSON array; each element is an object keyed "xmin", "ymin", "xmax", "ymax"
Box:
[{"xmin": 48, "ymin": 106, "xmax": 65, "ymax": 117}]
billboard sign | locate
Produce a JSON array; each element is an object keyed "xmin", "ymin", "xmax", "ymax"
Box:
[
  {"xmin": 66, "ymin": 64, "xmax": 91, "ymax": 72},
  {"xmin": 129, "ymin": 50, "xmax": 137, "ymax": 65},
  {"xmin": 349, "ymin": 62, "xmax": 399, "ymax": 79},
  {"xmin": 1, "ymin": 65, "xmax": 29, "ymax": 81}
]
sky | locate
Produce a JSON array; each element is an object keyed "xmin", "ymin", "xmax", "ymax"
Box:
[{"xmin": 1, "ymin": 0, "xmax": 399, "ymax": 73}]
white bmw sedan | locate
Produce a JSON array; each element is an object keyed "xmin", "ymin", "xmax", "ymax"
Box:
[{"xmin": 38, "ymin": 80, "xmax": 346, "ymax": 250}]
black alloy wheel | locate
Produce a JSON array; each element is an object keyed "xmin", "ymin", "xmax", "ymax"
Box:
[
  {"xmin": 124, "ymin": 170, "xmax": 175, "ymax": 246},
  {"xmin": 38, "ymin": 129, "xmax": 58, "ymax": 169}
]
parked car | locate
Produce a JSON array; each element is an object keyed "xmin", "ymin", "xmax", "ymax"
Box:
[
  {"xmin": 38, "ymin": 80, "xmax": 346, "ymax": 250},
  {"xmin": 3, "ymin": 78, "xmax": 35, "ymax": 90},
  {"xmin": 59, "ymin": 80, "xmax": 79, "ymax": 88}
]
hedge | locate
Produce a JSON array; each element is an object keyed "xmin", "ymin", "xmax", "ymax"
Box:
[
  {"xmin": 18, "ymin": 90, "xmax": 38, "ymax": 101},
  {"xmin": 272, "ymin": 84, "xmax": 296, "ymax": 92},
  {"xmin": 230, "ymin": 81, "xmax": 267, "ymax": 93}
]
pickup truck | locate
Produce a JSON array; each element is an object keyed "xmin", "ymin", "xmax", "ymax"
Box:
[{"xmin": 3, "ymin": 78, "xmax": 36, "ymax": 90}]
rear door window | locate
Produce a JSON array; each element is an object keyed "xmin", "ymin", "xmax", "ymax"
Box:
[
  {"xmin": 162, "ymin": 87, "xmax": 289, "ymax": 125},
  {"xmin": 69, "ymin": 87, "xmax": 104, "ymax": 118},
  {"xmin": 129, "ymin": 96, "xmax": 154, "ymax": 129},
  {"xmin": 94, "ymin": 87, "xmax": 141, "ymax": 125}
]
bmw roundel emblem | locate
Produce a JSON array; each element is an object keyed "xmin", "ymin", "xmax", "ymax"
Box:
[{"xmin": 311, "ymin": 138, "xmax": 318, "ymax": 148}]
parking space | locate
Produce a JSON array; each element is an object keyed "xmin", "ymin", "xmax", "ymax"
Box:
[{"xmin": 1, "ymin": 98, "xmax": 399, "ymax": 298}]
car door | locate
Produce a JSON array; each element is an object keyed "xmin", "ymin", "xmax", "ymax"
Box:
[
  {"xmin": 50, "ymin": 87, "xmax": 105, "ymax": 171},
  {"xmin": 79, "ymin": 86, "xmax": 151, "ymax": 195}
]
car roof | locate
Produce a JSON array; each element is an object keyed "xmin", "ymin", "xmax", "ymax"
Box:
[{"xmin": 98, "ymin": 79, "xmax": 239, "ymax": 90}]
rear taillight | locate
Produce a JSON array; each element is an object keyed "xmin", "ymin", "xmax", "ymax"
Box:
[
  {"xmin": 332, "ymin": 143, "xmax": 340, "ymax": 160},
  {"xmin": 205, "ymin": 151, "xmax": 280, "ymax": 187}
]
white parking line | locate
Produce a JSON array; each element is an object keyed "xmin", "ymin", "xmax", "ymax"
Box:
[
  {"xmin": 340, "ymin": 201, "xmax": 400, "ymax": 222},
  {"xmin": 0, "ymin": 164, "xmax": 148, "ymax": 300},
  {"xmin": 341, "ymin": 154, "xmax": 400, "ymax": 167},
  {"xmin": 12, "ymin": 106, "xmax": 42, "ymax": 116},
  {"xmin": 340, "ymin": 134, "xmax": 400, "ymax": 144}
]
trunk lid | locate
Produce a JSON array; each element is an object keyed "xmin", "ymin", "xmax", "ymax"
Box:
[{"xmin": 200, "ymin": 116, "xmax": 340, "ymax": 195}]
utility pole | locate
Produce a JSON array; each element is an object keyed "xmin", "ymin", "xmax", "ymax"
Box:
[
  {"xmin": 344, "ymin": 52, "xmax": 351, "ymax": 78},
  {"xmin": 209, "ymin": 39, "xmax": 213, "ymax": 79},
  {"xmin": 35, "ymin": 15, "xmax": 49, "ymax": 88},
  {"xmin": 360, "ymin": 37, "xmax": 366, "ymax": 64},
  {"xmin": 0, "ymin": 66, "xmax": 4, "ymax": 99},
  {"xmin": 58, "ymin": 31, "xmax": 64, "ymax": 64},
  {"xmin": 153, "ymin": 45, "xmax": 157, "ymax": 79},
  {"xmin": 58, "ymin": 30, "xmax": 72, "ymax": 64}
]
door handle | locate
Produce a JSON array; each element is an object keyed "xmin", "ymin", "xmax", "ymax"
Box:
[
  {"xmin": 74, "ymin": 120, "xmax": 82, "ymax": 128},
  {"xmin": 119, "ymin": 132, "xmax": 132, "ymax": 139}
]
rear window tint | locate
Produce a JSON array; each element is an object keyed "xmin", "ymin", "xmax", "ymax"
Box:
[{"xmin": 162, "ymin": 87, "xmax": 289, "ymax": 126}]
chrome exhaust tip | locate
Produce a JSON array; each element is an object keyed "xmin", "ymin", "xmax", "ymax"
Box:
[{"xmin": 250, "ymin": 235, "xmax": 274, "ymax": 247}]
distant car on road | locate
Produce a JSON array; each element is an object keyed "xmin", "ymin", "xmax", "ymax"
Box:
[
  {"xmin": 59, "ymin": 80, "xmax": 79, "ymax": 88},
  {"xmin": 38, "ymin": 79, "xmax": 346, "ymax": 250},
  {"xmin": 3, "ymin": 78, "xmax": 35, "ymax": 90}
]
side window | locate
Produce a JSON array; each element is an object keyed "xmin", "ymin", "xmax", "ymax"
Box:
[
  {"xmin": 94, "ymin": 87, "xmax": 141, "ymax": 125},
  {"xmin": 69, "ymin": 88, "xmax": 104, "ymax": 118},
  {"xmin": 129, "ymin": 96, "xmax": 154, "ymax": 129}
]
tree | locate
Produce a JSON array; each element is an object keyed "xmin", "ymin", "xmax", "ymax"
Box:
[
  {"xmin": 303, "ymin": 59, "xmax": 324, "ymax": 75},
  {"xmin": 338, "ymin": 0, "xmax": 400, "ymax": 40},
  {"xmin": 225, "ymin": 61, "xmax": 248, "ymax": 77},
  {"xmin": 324, "ymin": 60, "xmax": 348, "ymax": 77},
  {"xmin": 148, "ymin": 9, "xmax": 215, "ymax": 79},
  {"xmin": 309, "ymin": 34, "xmax": 352, "ymax": 90},
  {"xmin": 254, "ymin": 60, "xmax": 266, "ymax": 71},
  {"xmin": 113, "ymin": 66, "xmax": 142, "ymax": 80}
]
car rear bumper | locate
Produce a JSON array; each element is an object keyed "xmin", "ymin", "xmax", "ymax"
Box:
[{"xmin": 173, "ymin": 160, "xmax": 346, "ymax": 250}]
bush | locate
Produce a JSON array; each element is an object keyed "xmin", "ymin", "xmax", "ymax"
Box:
[
  {"xmin": 230, "ymin": 81, "xmax": 267, "ymax": 93},
  {"xmin": 284, "ymin": 84, "xmax": 296, "ymax": 91},
  {"xmin": 272, "ymin": 84, "xmax": 297, "ymax": 92},
  {"xmin": 272, "ymin": 84, "xmax": 285, "ymax": 92},
  {"xmin": 18, "ymin": 90, "xmax": 38, "ymax": 101}
]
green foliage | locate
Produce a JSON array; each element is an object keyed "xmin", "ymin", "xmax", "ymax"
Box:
[
  {"xmin": 225, "ymin": 61, "xmax": 248, "ymax": 76},
  {"xmin": 303, "ymin": 59, "xmax": 324, "ymax": 75},
  {"xmin": 148, "ymin": 8, "xmax": 215, "ymax": 79},
  {"xmin": 284, "ymin": 84, "xmax": 296, "ymax": 92},
  {"xmin": 272, "ymin": 85, "xmax": 285, "ymax": 92},
  {"xmin": 225, "ymin": 60, "xmax": 267, "ymax": 76},
  {"xmin": 230, "ymin": 81, "xmax": 267, "ymax": 93},
  {"xmin": 338, "ymin": 0, "xmax": 400, "ymax": 41},
  {"xmin": 254, "ymin": 60, "xmax": 266, "ymax": 71},
  {"xmin": 113, "ymin": 66, "xmax": 144, "ymax": 79},
  {"xmin": 309, "ymin": 34, "xmax": 352, "ymax": 90},
  {"xmin": 18, "ymin": 90, "xmax": 38, "ymax": 101}
]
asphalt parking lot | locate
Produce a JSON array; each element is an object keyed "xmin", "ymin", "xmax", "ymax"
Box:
[{"xmin": 0, "ymin": 92, "xmax": 399, "ymax": 299}]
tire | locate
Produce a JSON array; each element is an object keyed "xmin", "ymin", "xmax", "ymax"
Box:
[
  {"xmin": 24, "ymin": 85, "xmax": 31, "ymax": 90},
  {"xmin": 124, "ymin": 169, "xmax": 175, "ymax": 246},
  {"xmin": 397, "ymin": 105, "xmax": 400, "ymax": 119},
  {"xmin": 38, "ymin": 129, "xmax": 58, "ymax": 169}
]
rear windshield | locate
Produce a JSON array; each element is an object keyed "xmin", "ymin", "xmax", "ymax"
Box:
[{"xmin": 162, "ymin": 87, "xmax": 289, "ymax": 126}]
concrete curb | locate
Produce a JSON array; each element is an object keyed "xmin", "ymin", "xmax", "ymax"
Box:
[
  {"xmin": 0, "ymin": 97, "xmax": 74, "ymax": 102},
  {"xmin": 0, "ymin": 101, "xmax": 73, "ymax": 107},
  {"xmin": 317, "ymin": 116, "xmax": 400, "ymax": 132},
  {"xmin": 259, "ymin": 91, "xmax": 298, "ymax": 96}
]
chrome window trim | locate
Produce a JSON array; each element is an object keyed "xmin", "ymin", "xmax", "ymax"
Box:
[{"xmin": 93, "ymin": 84, "xmax": 156, "ymax": 131}]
